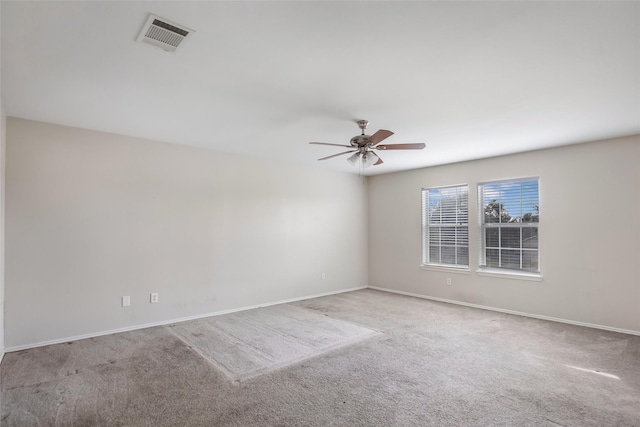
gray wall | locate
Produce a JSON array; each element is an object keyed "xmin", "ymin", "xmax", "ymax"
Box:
[
  {"xmin": 6, "ymin": 116, "xmax": 639, "ymax": 350},
  {"xmin": 0, "ymin": 108, "xmax": 5, "ymax": 360},
  {"xmin": 0, "ymin": 1, "xmax": 5, "ymax": 360},
  {"xmin": 368, "ymin": 135, "xmax": 640, "ymax": 333},
  {"xmin": 5, "ymin": 118, "xmax": 369, "ymax": 349}
]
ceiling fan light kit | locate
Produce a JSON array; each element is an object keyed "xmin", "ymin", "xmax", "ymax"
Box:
[
  {"xmin": 347, "ymin": 152, "xmax": 360, "ymax": 166},
  {"xmin": 346, "ymin": 151, "xmax": 380, "ymax": 168},
  {"xmin": 363, "ymin": 151, "xmax": 380, "ymax": 167},
  {"xmin": 310, "ymin": 120, "xmax": 426, "ymax": 168}
]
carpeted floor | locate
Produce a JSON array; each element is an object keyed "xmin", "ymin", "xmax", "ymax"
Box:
[{"xmin": 2, "ymin": 289, "xmax": 639, "ymax": 426}]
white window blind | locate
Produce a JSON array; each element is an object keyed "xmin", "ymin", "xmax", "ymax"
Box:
[
  {"xmin": 478, "ymin": 178, "xmax": 539, "ymax": 273},
  {"xmin": 422, "ymin": 185, "xmax": 469, "ymax": 268}
]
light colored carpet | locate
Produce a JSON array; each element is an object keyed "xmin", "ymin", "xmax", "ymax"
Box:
[
  {"xmin": 2, "ymin": 289, "xmax": 639, "ymax": 426},
  {"xmin": 168, "ymin": 304, "xmax": 379, "ymax": 382}
]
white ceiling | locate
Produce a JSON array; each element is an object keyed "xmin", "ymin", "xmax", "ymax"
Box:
[{"xmin": 2, "ymin": 1, "xmax": 639, "ymax": 175}]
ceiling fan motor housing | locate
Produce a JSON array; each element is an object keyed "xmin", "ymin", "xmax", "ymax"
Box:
[{"xmin": 350, "ymin": 135, "xmax": 371, "ymax": 147}]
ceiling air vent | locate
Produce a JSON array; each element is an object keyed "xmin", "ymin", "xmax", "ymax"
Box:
[{"xmin": 137, "ymin": 14, "xmax": 194, "ymax": 53}]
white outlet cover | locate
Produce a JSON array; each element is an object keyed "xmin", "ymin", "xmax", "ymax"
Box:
[
  {"xmin": 150, "ymin": 293, "xmax": 159, "ymax": 303},
  {"xmin": 122, "ymin": 296, "xmax": 131, "ymax": 307}
]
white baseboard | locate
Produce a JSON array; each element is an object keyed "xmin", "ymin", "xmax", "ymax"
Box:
[
  {"xmin": 8, "ymin": 284, "xmax": 636, "ymax": 353},
  {"xmin": 368, "ymin": 286, "xmax": 640, "ymax": 336},
  {"xmin": 5, "ymin": 286, "xmax": 367, "ymax": 353}
]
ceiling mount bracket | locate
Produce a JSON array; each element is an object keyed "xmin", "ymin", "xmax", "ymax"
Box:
[{"xmin": 356, "ymin": 120, "xmax": 369, "ymax": 135}]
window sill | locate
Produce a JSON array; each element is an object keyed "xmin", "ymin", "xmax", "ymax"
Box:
[
  {"xmin": 476, "ymin": 268, "xmax": 543, "ymax": 282},
  {"xmin": 420, "ymin": 265, "xmax": 470, "ymax": 274}
]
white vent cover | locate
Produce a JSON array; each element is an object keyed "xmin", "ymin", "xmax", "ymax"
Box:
[{"xmin": 137, "ymin": 14, "xmax": 194, "ymax": 53}]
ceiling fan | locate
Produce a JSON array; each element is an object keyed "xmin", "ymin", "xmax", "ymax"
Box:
[{"xmin": 310, "ymin": 120, "xmax": 426, "ymax": 167}]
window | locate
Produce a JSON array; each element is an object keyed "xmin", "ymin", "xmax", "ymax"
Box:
[
  {"xmin": 478, "ymin": 178, "xmax": 539, "ymax": 273},
  {"xmin": 422, "ymin": 185, "xmax": 468, "ymax": 268}
]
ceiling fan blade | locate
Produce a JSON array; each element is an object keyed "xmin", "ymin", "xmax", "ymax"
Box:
[
  {"xmin": 376, "ymin": 143, "xmax": 426, "ymax": 150},
  {"xmin": 317, "ymin": 150, "xmax": 357, "ymax": 161},
  {"xmin": 309, "ymin": 142, "xmax": 353, "ymax": 148},
  {"xmin": 374, "ymin": 156, "xmax": 384, "ymax": 166},
  {"xmin": 368, "ymin": 129, "xmax": 394, "ymax": 146}
]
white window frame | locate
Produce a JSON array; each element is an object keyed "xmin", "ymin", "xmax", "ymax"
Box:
[
  {"xmin": 478, "ymin": 177, "xmax": 540, "ymax": 277},
  {"xmin": 421, "ymin": 184, "xmax": 469, "ymax": 270}
]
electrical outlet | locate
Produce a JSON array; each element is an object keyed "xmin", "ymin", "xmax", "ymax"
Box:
[
  {"xmin": 150, "ymin": 293, "xmax": 159, "ymax": 303},
  {"xmin": 446, "ymin": 278, "xmax": 452, "ymax": 286},
  {"xmin": 122, "ymin": 296, "xmax": 131, "ymax": 307},
  {"xmin": 321, "ymin": 273, "xmax": 326, "ymax": 280}
]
